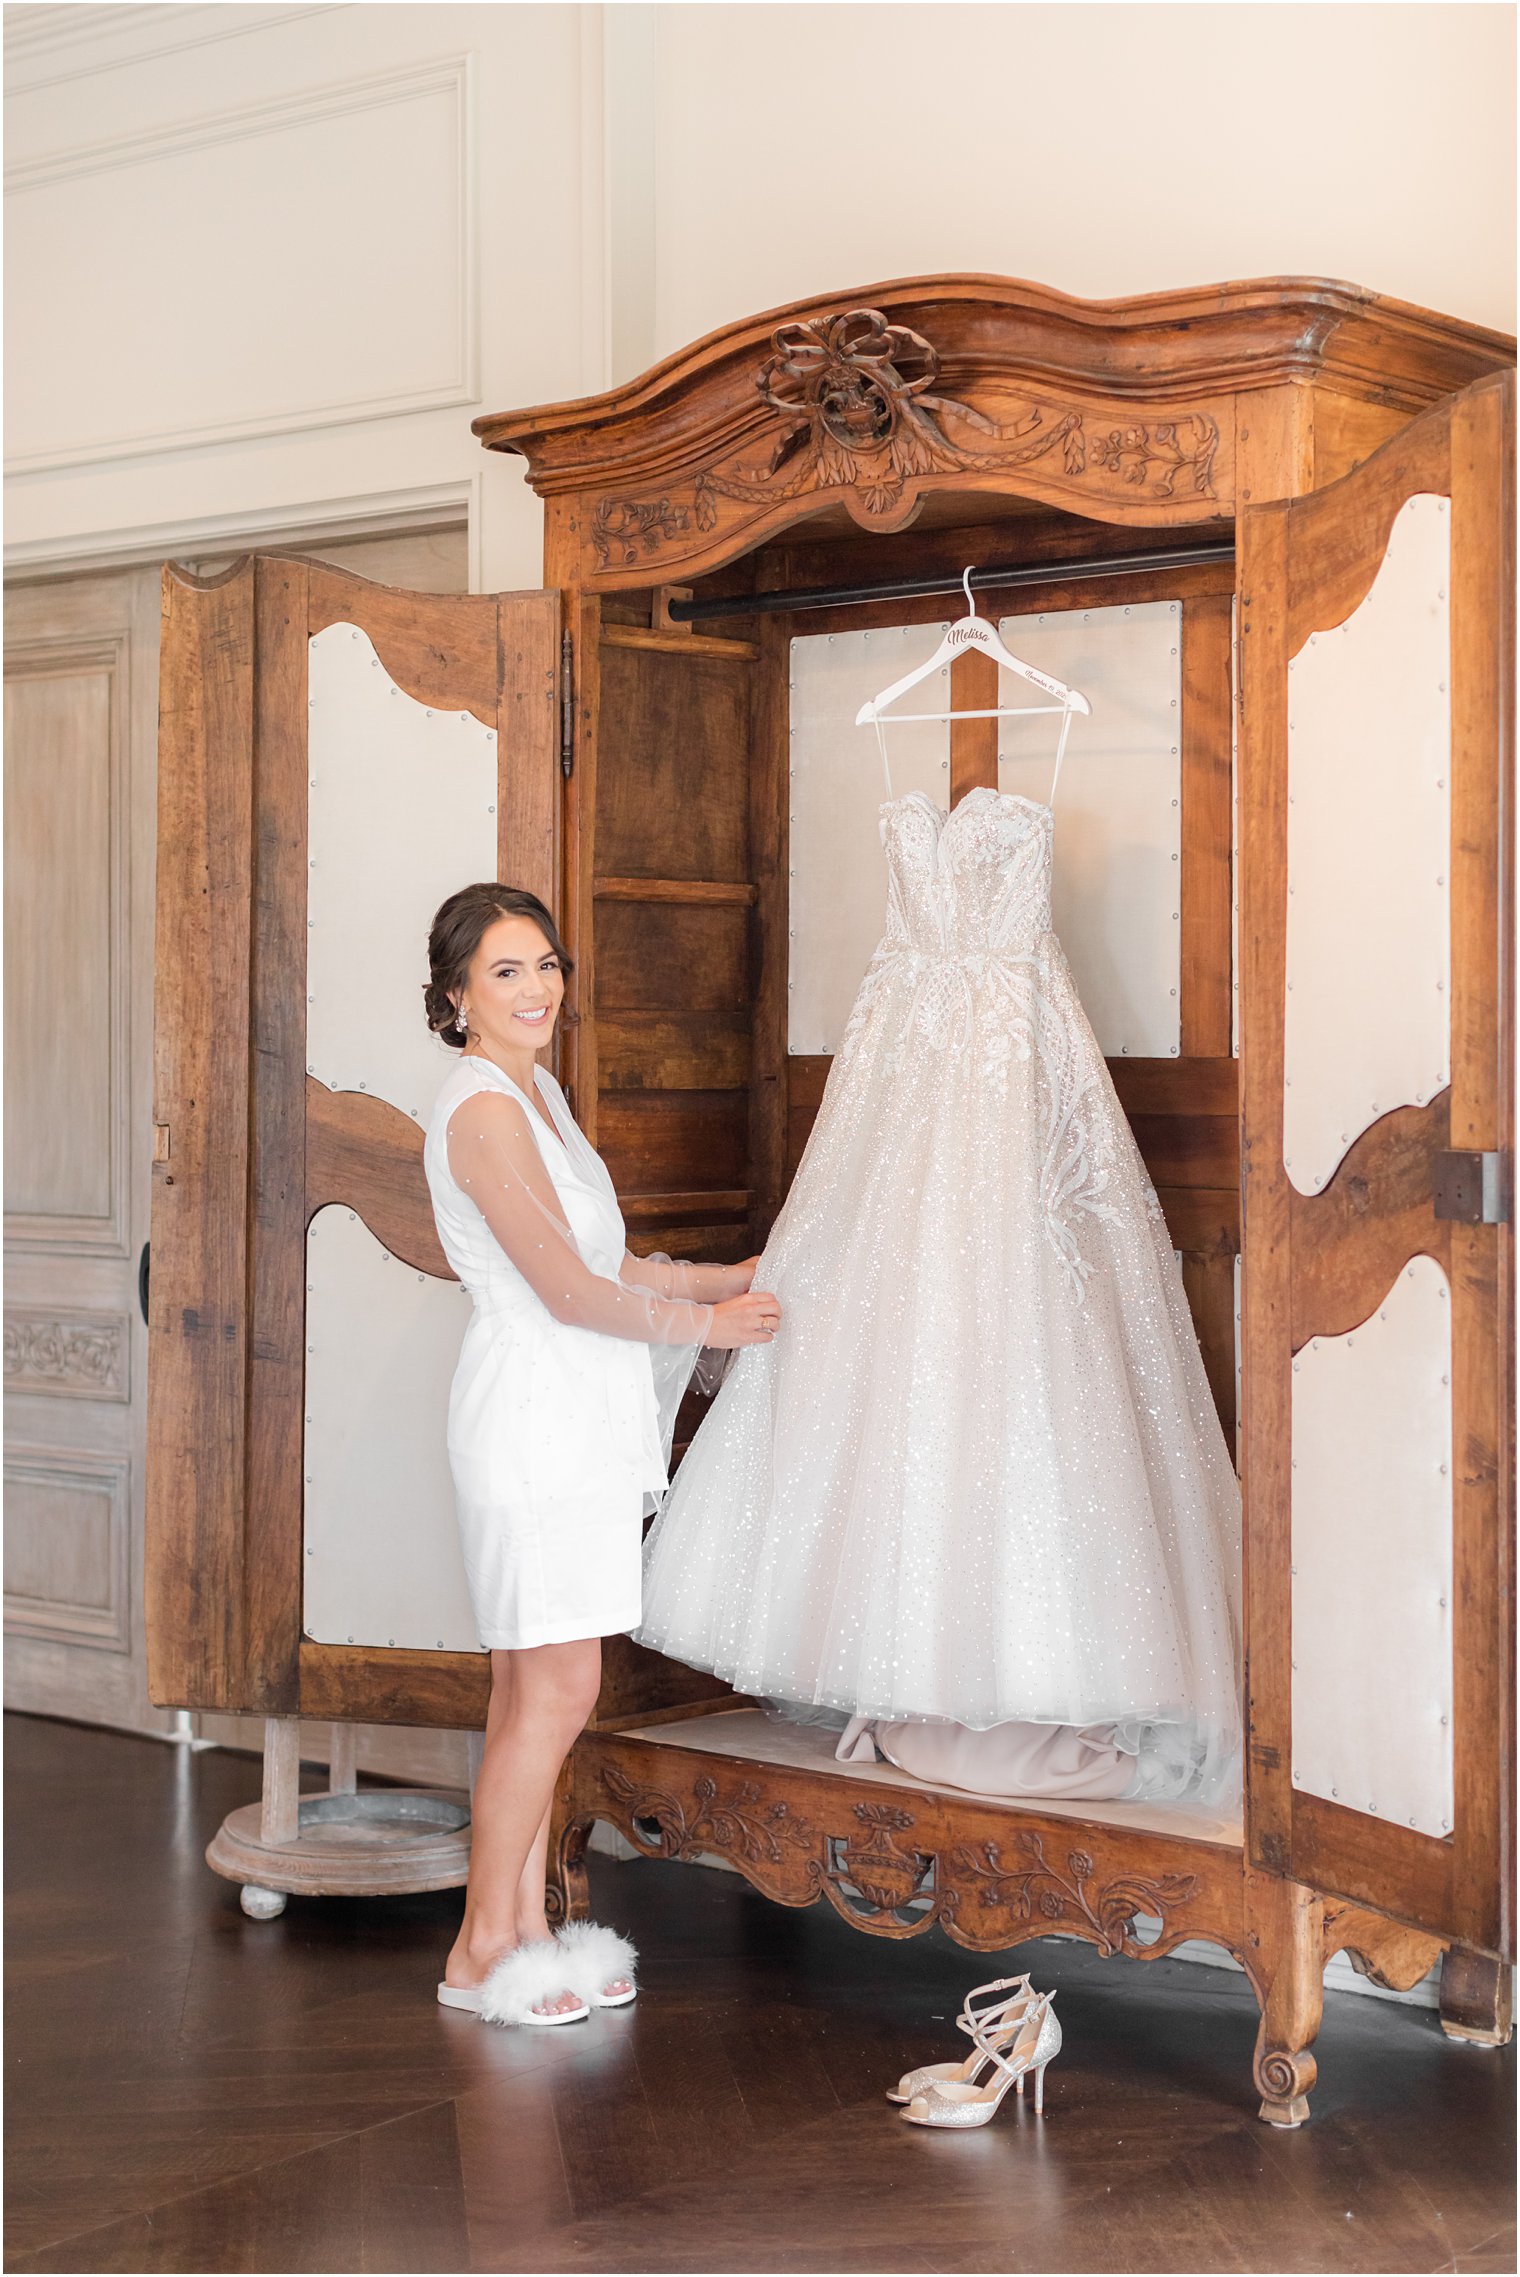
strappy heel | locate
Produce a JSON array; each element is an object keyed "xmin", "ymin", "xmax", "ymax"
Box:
[
  {"xmin": 885, "ymin": 1974, "xmax": 1037, "ymax": 2104},
  {"xmin": 902, "ymin": 1990, "xmax": 1060, "ymax": 2128}
]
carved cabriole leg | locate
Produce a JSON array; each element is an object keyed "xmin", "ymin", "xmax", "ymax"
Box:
[
  {"xmin": 1439, "ymin": 1946, "xmax": 1516, "ymax": 2046},
  {"xmin": 546, "ymin": 1753, "xmax": 592, "ymax": 1928},
  {"xmin": 1245, "ymin": 1871, "xmax": 1325, "ymax": 2127}
]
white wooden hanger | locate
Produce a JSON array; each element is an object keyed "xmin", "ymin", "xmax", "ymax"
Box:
[{"xmin": 856, "ymin": 567, "xmax": 1090, "ymax": 801}]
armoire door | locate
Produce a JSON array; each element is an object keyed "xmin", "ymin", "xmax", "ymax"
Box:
[
  {"xmin": 147, "ymin": 560, "xmax": 559, "ymax": 1728},
  {"xmin": 1240, "ymin": 370, "xmax": 1514, "ymax": 1955}
]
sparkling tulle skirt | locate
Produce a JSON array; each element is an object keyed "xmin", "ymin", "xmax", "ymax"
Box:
[{"xmin": 635, "ymin": 925, "xmax": 1243, "ymax": 1804}]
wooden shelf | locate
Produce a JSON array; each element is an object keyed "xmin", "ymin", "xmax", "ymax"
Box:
[
  {"xmin": 594, "ymin": 875, "xmax": 758, "ymax": 906},
  {"xmin": 600, "ymin": 623, "xmax": 760, "ymax": 662},
  {"xmin": 620, "ymin": 1188, "xmax": 751, "ymax": 1225}
]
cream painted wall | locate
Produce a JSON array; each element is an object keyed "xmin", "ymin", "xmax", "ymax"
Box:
[
  {"xmin": 649, "ymin": 3, "xmax": 1516, "ymax": 352},
  {"xmin": 5, "ymin": 2, "xmax": 1513, "ymax": 587},
  {"xmin": 4, "ymin": 2, "xmax": 598, "ymax": 588}
]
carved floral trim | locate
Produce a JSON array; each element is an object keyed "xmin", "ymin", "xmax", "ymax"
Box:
[
  {"xmin": 590, "ymin": 497, "xmax": 695, "ymax": 572},
  {"xmin": 4, "ymin": 1309, "xmax": 129, "ymax": 1400},
  {"xmin": 598, "ymin": 1760, "xmax": 1206, "ymax": 1958},
  {"xmin": 602, "ymin": 1764, "xmax": 816, "ymax": 1867},
  {"xmin": 591, "ymin": 305, "xmax": 1220, "ymax": 565},
  {"xmin": 943, "ymin": 1830, "xmax": 1198, "ymax": 1956}
]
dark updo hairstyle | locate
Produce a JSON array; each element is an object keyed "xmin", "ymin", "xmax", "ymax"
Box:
[{"xmin": 424, "ymin": 883, "xmax": 576, "ymax": 1051}]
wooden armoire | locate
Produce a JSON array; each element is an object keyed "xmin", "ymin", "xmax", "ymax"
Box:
[{"xmin": 147, "ymin": 275, "xmax": 1515, "ymax": 2124}]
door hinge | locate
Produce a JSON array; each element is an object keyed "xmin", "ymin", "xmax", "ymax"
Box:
[
  {"xmin": 1433, "ymin": 1149, "xmax": 1512, "ymax": 1224},
  {"xmin": 560, "ymin": 629, "xmax": 575, "ymax": 778}
]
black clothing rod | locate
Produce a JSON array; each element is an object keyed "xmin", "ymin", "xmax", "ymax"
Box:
[{"xmin": 665, "ymin": 543, "xmax": 1236, "ymax": 625}]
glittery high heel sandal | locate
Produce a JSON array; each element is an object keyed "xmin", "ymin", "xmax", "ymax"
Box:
[
  {"xmin": 885, "ymin": 1974, "xmax": 1037, "ymax": 2104},
  {"xmin": 903, "ymin": 1991, "xmax": 1060, "ymax": 2128}
]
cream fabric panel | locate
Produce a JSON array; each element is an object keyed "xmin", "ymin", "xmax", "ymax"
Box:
[
  {"xmin": 1290, "ymin": 1255, "xmax": 1454, "ymax": 1839},
  {"xmin": 307, "ymin": 622, "xmax": 496, "ymax": 1121},
  {"xmin": 1284, "ymin": 496, "xmax": 1451, "ymax": 1194},
  {"xmin": 787, "ymin": 625, "xmax": 949, "ymax": 1056},
  {"xmin": 304, "ymin": 622, "xmax": 497, "ymax": 1655},
  {"xmin": 787, "ymin": 603, "xmax": 1182, "ymax": 1058},
  {"xmin": 302, "ymin": 1206, "xmax": 482, "ymax": 1655},
  {"xmin": 997, "ymin": 600, "xmax": 1182, "ymax": 1060}
]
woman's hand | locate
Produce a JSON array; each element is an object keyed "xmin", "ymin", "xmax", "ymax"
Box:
[
  {"xmin": 705, "ymin": 1289, "xmax": 783, "ymax": 1348},
  {"xmin": 723, "ymin": 1255, "xmax": 763, "ymax": 1297}
]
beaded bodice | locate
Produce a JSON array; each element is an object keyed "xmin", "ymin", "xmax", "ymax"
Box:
[{"xmin": 881, "ymin": 787, "xmax": 1053, "ymax": 958}]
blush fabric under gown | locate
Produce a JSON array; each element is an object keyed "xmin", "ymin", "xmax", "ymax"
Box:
[{"xmin": 634, "ymin": 785, "xmax": 1243, "ymax": 1804}]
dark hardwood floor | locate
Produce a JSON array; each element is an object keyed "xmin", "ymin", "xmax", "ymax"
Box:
[{"xmin": 4, "ymin": 1712, "xmax": 1513, "ymax": 2275}]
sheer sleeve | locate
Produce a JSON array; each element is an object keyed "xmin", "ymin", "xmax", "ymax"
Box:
[
  {"xmin": 446, "ymin": 1094, "xmax": 714, "ymax": 1347},
  {"xmin": 619, "ymin": 1251, "xmax": 737, "ymax": 1304}
]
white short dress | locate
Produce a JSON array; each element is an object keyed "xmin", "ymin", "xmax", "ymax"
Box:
[{"xmin": 424, "ymin": 1054, "xmax": 681, "ymax": 1650}]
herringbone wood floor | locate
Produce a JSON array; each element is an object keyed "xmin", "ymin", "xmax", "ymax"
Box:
[{"xmin": 4, "ymin": 1713, "xmax": 1513, "ymax": 2274}]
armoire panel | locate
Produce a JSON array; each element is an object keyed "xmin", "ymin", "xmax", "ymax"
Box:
[
  {"xmin": 593, "ymin": 900, "xmax": 751, "ymax": 1013},
  {"xmin": 996, "ymin": 599, "xmax": 1184, "ymax": 1061},
  {"xmin": 307, "ymin": 620, "xmax": 498, "ymax": 1125},
  {"xmin": 597, "ymin": 1011, "xmax": 751, "ymax": 1092},
  {"xmin": 595, "ymin": 644, "xmax": 754, "ymax": 882},
  {"xmin": 302, "ymin": 1206, "xmax": 479, "ymax": 1656},
  {"xmin": 1283, "ymin": 494, "xmax": 1452, "ymax": 1195},
  {"xmin": 596, "ymin": 1091, "xmax": 750, "ymax": 1195},
  {"xmin": 786, "ymin": 622, "xmax": 949, "ymax": 1057},
  {"xmin": 1290, "ymin": 1254, "xmax": 1454, "ymax": 1841}
]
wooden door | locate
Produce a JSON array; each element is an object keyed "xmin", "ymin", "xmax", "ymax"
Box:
[
  {"xmin": 147, "ymin": 560, "xmax": 559, "ymax": 1731},
  {"xmin": 3, "ymin": 569, "xmax": 167, "ymax": 1733},
  {"xmin": 1240, "ymin": 371, "xmax": 1514, "ymax": 1954}
]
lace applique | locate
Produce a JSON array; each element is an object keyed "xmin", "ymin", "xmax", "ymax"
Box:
[{"xmin": 839, "ymin": 791, "xmax": 1126, "ymax": 1297}]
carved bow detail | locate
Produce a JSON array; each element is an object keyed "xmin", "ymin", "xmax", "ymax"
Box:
[{"xmin": 727, "ymin": 306, "xmax": 1000, "ymax": 518}]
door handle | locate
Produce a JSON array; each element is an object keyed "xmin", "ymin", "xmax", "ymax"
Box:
[{"xmin": 138, "ymin": 1241, "xmax": 150, "ymax": 1326}]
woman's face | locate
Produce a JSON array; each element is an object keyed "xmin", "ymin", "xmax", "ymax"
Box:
[{"xmin": 456, "ymin": 915, "xmax": 565, "ymax": 1054}]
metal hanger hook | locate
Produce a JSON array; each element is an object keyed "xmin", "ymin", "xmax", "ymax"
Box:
[{"xmin": 961, "ymin": 565, "xmax": 977, "ymax": 617}]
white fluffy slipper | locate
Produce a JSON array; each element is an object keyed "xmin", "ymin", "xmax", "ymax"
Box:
[
  {"xmin": 475, "ymin": 1939, "xmax": 590, "ymax": 2027},
  {"xmin": 554, "ymin": 1920, "xmax": 639, "ymax": 2008}
]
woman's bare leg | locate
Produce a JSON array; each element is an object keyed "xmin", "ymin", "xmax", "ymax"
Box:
[
  {"xmin": 512, "ymin": 1805, "xmax": 632, "ymax": 2000},
  {"xmin": 513, "ymin": 1803, "xmax": 553, "ymax": 1944},
  {"xmin": 444, "ymin": 1635, "xmax": 602, "ymax": 2014}
]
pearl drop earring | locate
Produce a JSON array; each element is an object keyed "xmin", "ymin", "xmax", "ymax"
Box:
[{"xmin": 455, "ymin": 1005, "xmax": 468, "ymax": 1035}]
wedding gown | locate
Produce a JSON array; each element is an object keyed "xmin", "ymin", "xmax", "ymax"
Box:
[{"xmin": 634, "ymin": 783, "xmax": 1243, "ymax": 1803}]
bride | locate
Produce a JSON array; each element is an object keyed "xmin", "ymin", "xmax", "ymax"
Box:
[{"xmin": 420, "ymin": 882, "xmax": 781, "ymax": 2026}]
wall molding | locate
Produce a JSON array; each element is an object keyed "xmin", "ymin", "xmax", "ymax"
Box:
[
  {"xmin": 4, "ymin": 476, "xmax": 479, "ymax": 584},
  {"xmin": 4, "ymin": 6, "xmax": 340, "ymax": 94},
  {"xmin": 4, "ymin": 54, "xmax": 479, "ymax": 473},
  {"xmin": 4, "ymin": 1308, "xmax": 131, "ymax": 1401},
  {"xmin": 3, "ymin": 629, "xmax": 132, "ymax": 1259},
  {"xmin": 3, "ymin": 1443, "xmax": 132, "ymax": 1652}
]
